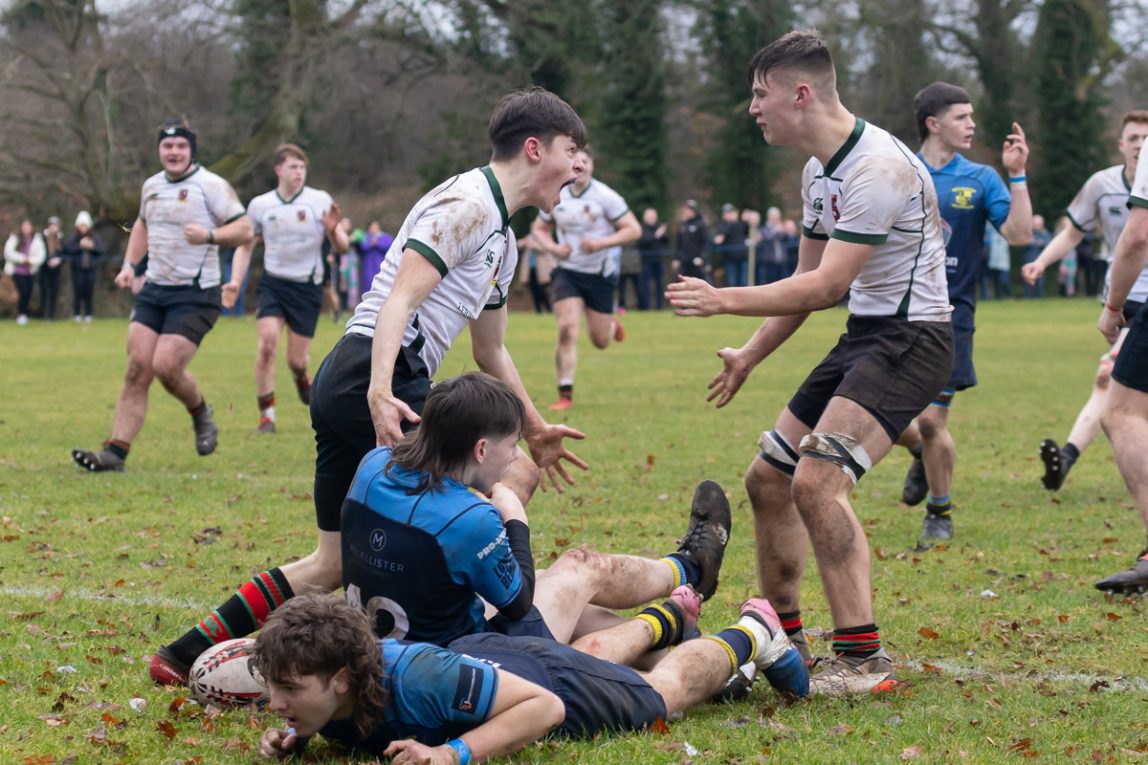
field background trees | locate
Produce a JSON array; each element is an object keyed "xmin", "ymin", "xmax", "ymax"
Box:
[{"xmin": 1, "ymin": 0, "xmax": 1146, "ymax": 239}]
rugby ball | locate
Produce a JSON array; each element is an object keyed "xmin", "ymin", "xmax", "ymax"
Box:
[{"xmin": 188, "ymin": 638, "xmax": 268, "ymax": 707}]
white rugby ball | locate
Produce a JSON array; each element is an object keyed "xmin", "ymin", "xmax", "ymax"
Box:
[{"xmin": 188, "ymin": 638, "xmax": 268, "ymax": 707}]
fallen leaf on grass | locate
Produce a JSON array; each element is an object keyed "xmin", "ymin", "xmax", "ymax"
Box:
[
  {"xmin": 918, "ymin": 627, "xmax": 939, "ymax": 640},
  {"xmin": 23, "ymin": 756, "xmax": 55, "ymax": 765},
  {"xmin": 156, "ymin": 720, "xmax": 177, "ymax": 741},
  {"xmin": 827, "ymin": 724, "xmax": 853, "ymax": 736},
  {"xmin": 1104, "ymin": 612, "xmax": 1121, "ymax": 622},
  {"xmin": 901, "ymin": 745, "xmax": 923, "ymax": 760}
]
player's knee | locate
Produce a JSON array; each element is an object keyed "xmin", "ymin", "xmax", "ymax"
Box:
[
  {"xmin": 123, "ymin": 356, "xmax": 152, "ymax": 387},
  {"xmin": 503, "ymin": 460, "xmax": 540, "ymax": 504},
  {"xmin": 554, "ymin": 547, "xmax": 606, "ymax": 580},
  {"xmin": 588, "ymin": 331, "xmax": 610, "ymax": 349},
  {"xmin": 797, "ymin": 431, "xmax": 872, "ymax": 485},
  {"xmin": 287, "ymin": 358, "xmax": 308, "ymax": 377},
  {"xmin": 1095, "ymin": 364, "xmax": 1112, "ymax": 390},
  {"xmin": 151, "ymin": 356, "xmax": 184, "ymax": 388},
  {"xmin": 257, "ymin": 339, "xmax": 278, "ymax": 365},
  {"xmin": 917, "ymin": 408, "xmax": 947, "ymax": 440},
  {"xmin": 557, "ymin": 322, "xmax": 579, "ymax": 345}
]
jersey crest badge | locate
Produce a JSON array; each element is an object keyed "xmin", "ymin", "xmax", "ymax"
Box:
[
  {"xmin": 830, "ymin": 194, "xmax": 841, "ymax": 221},
  {"xmin": 178, "ymin": 189, "xmax": 189, "ymax": 202},
  {"xmin": 951, "ymin": 187, "xmax": 976, "ymax": 210},
  {"xmin": 813, "ymin": 197, "xmax": 824, "ymax": 214},
  {"xmin": 297, "ymin": 210, "xmax": 307, "ymax": 222}
]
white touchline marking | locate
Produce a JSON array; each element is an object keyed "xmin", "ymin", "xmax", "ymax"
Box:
[
  {"xmin": 2, "ymin": 585, "xmax": 213, "ymax": 611},
  {"xmin": 902, "ymin": 658, "xmax": 1148, "ymax": 693}
]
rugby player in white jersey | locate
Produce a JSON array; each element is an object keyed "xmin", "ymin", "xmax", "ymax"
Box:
[
  {"xmin": 72, "ymin": 116, "xmax": 252, "ymax": 472},
  {"xmin": 150, "ymin": 88, "xmax": 590, "ymax": 686},
  {"xmin": 668, "ymin": 31, "xmax": 953, "ymax": 694},
  {"xmin": 1022, "ymin": 110, "xmax": 1148, "ymax": 491},
  {"xmin": 227, "ymin": 144, "xmax": 349, "ymax": 433},
  {"xmin": 531, "ymin": 148, "xmax": 641, "ymax": 411}
]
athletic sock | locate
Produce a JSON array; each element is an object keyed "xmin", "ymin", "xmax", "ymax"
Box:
[
  {"xmin": 660, "ymin": 553, "xmax": 702, "ymax": 590},
  {"xmin": 167, "ymin": 568, "xmax": 294, "ymax": 667},
  {"xmin": 908, "ymin": 444, "xmax": 923, "ymax": 460},
  {"xmin": 557, "ymin": 383, "xmax": 573, "ymax": 401},
  {"xmin": 187, "ymin": 398, "xmax": 206, "ymax": 419},
  {"xmin": 705, "ymin": 625, "xmax": 756, "ymax": 673},
  {"xmin": 777, "ymin": 609, "xmax": 803, "ymax": 639},
  {"xmin": 103, "ymin": 439, "xmax": 130, "ymax": 461},
  {"xmin": 1062, "ymin": 442, "xmax": 1080, "ymax": 472},
  {"xmin": 636, "ymin": 601, "xmax": 683, "ymax": 650},
  {"xmin": 926, "ymin": 495, "xmax": 952, "ymax": 517},
  {"xmin": 832, "ymin": 623, "xmax": 880, "ymax": 659},
  {"xmin": 258, "ymin": 392, "xmax": 276, "ymax": 421}
]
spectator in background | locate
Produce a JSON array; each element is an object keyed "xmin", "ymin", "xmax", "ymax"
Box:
[
  {"xmin": 39, "ymin": 216, "xmax": 64, "ymax": 320},
  {"xmin": 756, "ymin": 207, "xmax": 787, "ymax": 285},
  {"xmin": 673, "ymin": 199, "xmax": 709, "ymax": 281},
  {"xmin": 518, "ymin": 232, "xmax": 554, "ymax": 314},
  {"xmin": 782, "ymin": 218, "xmax": 801, "ymax": 277},
  {"xmin": 4, "ymin": 218, "xmax": 46, "ymax": 325},
  {"xmin": 1060, "ymin": 240, "xmax": 1079, "ymax": 297},
  {"xmin": 982, "ymin": 225, "xmax": 1012, "ymax": 299},
  {"xmin": 1022, "ymin": 215, "xmax": 1050, "ymax": 299},
  {"xmin": 337, "ymin": 217, "xmax": 361, "ymax": 312},
  {"xmin": 713, "ymin": 202, "xmax": 749, "ymax": 287},
  {"xmin": 636, "ymin": 207, "xmax": 668, "ymax": 310},
  {"xmin": 358, "ymin": 220, "xmax": 393, "ymax": 292},
  {"xmin": 63, "ymin": 210, "xmax": 104, "ymax": 322},
  {"xmin": 742, "ymin": 208, "xmax": 762, "ymax": 284}
]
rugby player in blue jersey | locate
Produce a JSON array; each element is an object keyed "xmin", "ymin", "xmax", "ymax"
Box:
[{"xmin": 898, "ymin": 82, "xmax": 1032, "ymax": 545}]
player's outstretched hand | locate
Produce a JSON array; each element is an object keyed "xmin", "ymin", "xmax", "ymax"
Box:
[
  {"xmin": 1020, "ymin": 261, "xmax": 1044, "ymax": 286},
  {"xmin": 384, "ymin": 739, "xmax": 457, "ymax": 765},
  {"xmin": 1099, "ymin": 305, "xmax": 1126, "ymax": 344},
  {"xmin": 707, "ymin": 346, "xmax": 754, "ymax": 408},
  {"xmin": 258, "ymin": 728, "xmax": 297, "ymax": 759},
  {"xmin": 367, "ymin": 389, "xmax": 421, "ymax": 447},
  {"xmin": 322, "ymin": 201, "xmax": 341, "ymax": 234},
  {"xmin": 1002, "ymin": 122, "xmax": 1029, "ymax": 176},
  {"xmin": 666, "ymin": 275, "xmax": 722, "ymax": 316},
  {"xmin": 526, "ymin": 423, "xmax": 587, "ymax": 493}
]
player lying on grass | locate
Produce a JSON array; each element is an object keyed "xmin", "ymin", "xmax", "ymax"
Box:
[
  {"xmin": 252, "ymin": 594, "xmax": 808, "ymax": 761},
  {"xmin": 155, "ymin": 373, "xmax": 733, "ymax": 682}
]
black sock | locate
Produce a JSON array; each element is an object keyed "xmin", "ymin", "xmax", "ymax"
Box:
[
  {"xmin": 926, "ymin": 500, "xmax": 952, "ymax": 517},
  {"xmin": 558, "ymin": 384, "xmax": 573, "ymax": 400},
  {"xmin": 637, "ymin": 599, "xmax": 684, "ymax": 650},
  {"xmin": 103, "ymin": 439, "xmax": 130, "ymax": 460},
  {"xmin": 187, "ymin": 398, "xmax": 206, "ymax": 418},
  {"xmin": 777, "ymin": 609, "xmax": 803, "ymax": 638},
  {"xmin": 909, "ymin": 444, "xmax": 923, "ymax": 460},
  {"xmin": 167, "ymin": 568, "xmax": 294, "ymax": 666},
  {"xmin": 832, "ymin": 623, "xmax": 880, "ymax": 658},
  {"xmin": 1062, "ymin": 442, "xmax": 1080, "ymax": 470}
]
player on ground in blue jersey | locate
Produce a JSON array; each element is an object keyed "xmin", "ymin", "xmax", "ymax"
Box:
[
  {"xmin": 897, "ymin": 82, "xmax": 1032, "ymax": 545},
  {"xmin": 341, "ymin": 372, "xmax": 732, "ymax": 651},
  {"xmin": 252, "ymin": 594, "xmax": 807, "ymax": 761}
]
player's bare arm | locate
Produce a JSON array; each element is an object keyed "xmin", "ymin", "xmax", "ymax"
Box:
[
  {"xmin": 529, "ymin": 217, "xmax": 572, "ymax": 259},
  {"xmin": 470, "ymin": 305, "xmax": 587, "ymax": 492},
  {"xmin": 223, "ymin": 235, "xmax": 261, "ymax": 308},
  {"xmin": 368, "ymin": 251, "xmax": 443, "ymax": 445},
  {"xmin": 184, "ymin": 214, "xmax": 254, "ymax": 248},
  {"xmin": 999, "ymin": 122, "xmax": 1033, "ymax": 245},
  {"xmin": 581, "ymin": 210, "xmax": 641, "ymax": 254},
  {"xmin": 1022, "ymin": 222, "xmax": 1084, "ymax": 285},
  {"xmin": 668, "ymin": 237, "xmax": 867, "ymax": 318},
  {"xmin": 1100, "ymin": 206, "xmax": 1148, "ymax": 342},
  {"xmin": 383, "ymin": 671, "xmax": 564, "ymax": 765},
  {"xmin": 115, "ymin": 217, "xmax": 149, "ymax": 289}
]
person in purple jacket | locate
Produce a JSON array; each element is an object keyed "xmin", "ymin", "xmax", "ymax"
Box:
[{"xmin": 358, "ymin": 221, "xmax": 394, "ymax": 290}]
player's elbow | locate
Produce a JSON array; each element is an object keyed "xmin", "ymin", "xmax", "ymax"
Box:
[{"xmin": 1005, "ymin": 228, "xmax": 1033, "ymax": 246}]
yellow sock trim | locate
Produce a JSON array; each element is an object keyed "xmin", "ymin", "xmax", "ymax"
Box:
[
  {"xmin": 637, "ymin": 613, "xmax": 663, "ymax": 648},
  {"xmin": 703, "ymin": 635, "xmax": 739, "ymax": 673},
  {"xmin": 659, "ymin": 557, "xmax": 683, "ymax": 589}
]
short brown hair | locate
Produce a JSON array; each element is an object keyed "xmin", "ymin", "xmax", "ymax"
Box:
[
  {"xmin": 252, "ymin": 595, "xmax": 387, "ymax": 740},
  {"xmin": 273, "ymin": 143, "xmax": 308, "ymax": 167},
  {"xmin": 914, "ymin": 82, "xmax": 973, "ymax": 142},
  {"xmin": 388, "ymin": 372, "xmax": 525, "ymax": 494},
  {"xmin": 747, "ymin": 30, "xmax": 835, "ymax": 89},
  {"xmin": 1121, "ymin": 110, "xmax": 1148, "ymax": 133},
  {"xmin": 488, "ymin": 87, "xmax": 588, "ymax": 162}
]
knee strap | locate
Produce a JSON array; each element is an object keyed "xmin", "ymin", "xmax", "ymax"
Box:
[
  {"xmin": 758, "ymin": 429, "xmax": 799, "ymax": 478},
  {"xmin": 798, "ymin": 431, "xmax": 873, "ymax": 484}
]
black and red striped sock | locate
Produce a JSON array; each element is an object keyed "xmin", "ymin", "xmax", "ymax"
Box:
[
  {"xmin": 187, "ymin": 398, "xmax": 205, "ymax": 418},
  {"xmin": 832, "ymin": 623, "xmax": 880, "ymax": 658},
  {"xmin": 777, "ymin": 609, "xmax": 803, "ymax": 639},
  {"xmin": 103, "ymin": 439, "xmax": 130, "ymax": 460},
  {"xmin": 167, "ymin": 568, "xmax": 294, "ymax": 666}
]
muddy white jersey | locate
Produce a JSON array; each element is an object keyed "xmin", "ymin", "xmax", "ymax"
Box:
[
  {"xmin": 247, "ymin": 186, "xmax": 333, "ymax": 284},
  {"xmin": 801, "ymin": 118, "xmax": 951, "ymax": 321},
  {"xmin": 539, "ymin": 178, "xmax": 629, "ymax": 276},
  {"xmin": 347, "ymin": 167, "xmax": 517, "ymax": 376},
  {"xmin": 139, "ymin": 166, "xmax": 246, "ymax": 288}
]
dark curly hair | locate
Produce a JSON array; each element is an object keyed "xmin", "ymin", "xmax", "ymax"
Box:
[{"xmin": 252, "ymin": 595, "xmax": 388, "ymax": 740}]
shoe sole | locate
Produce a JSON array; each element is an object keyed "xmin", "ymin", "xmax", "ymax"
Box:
[
  {"xmin": 682, "ymin": 481, "xmax": 732, "ymax": 601},
  {"xmin": 810, "ymin": 671, "xmax": 895, "ymax": 696},
  {"xmin": 1039, "ymin": 438, "xmax": 1064, "ymax": 491}
]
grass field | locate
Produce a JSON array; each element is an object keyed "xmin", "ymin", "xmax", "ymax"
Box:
[{"xmin": 2, "ymin": 297, "xmax": 1147, "ymax": 764}]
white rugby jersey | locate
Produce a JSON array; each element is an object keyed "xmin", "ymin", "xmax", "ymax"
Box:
[
  {"xmin": 139, "ymin": 166, "xmax": 246, "ymax": 288},
  {"xmin": 347, "ymin": 166, "xmax": 517, "ymax": 376},
  {"xmin": 538, "ymin": 178, "xmax": 629, "ymax": 276},
  {"xmin": 247, "ymin": 186, "xmax": 333, "ymax": 284},
  {"xmin": 1066, "ymin": 164, "xmax": 1148, "ymax": 302},
  {"xmin": 801, "ymin": 118, "xmax": 951, "ymax": 321},
  {"xmin": 1119, "ymin": 157, "xmax": 1148, "ymax": 302}
]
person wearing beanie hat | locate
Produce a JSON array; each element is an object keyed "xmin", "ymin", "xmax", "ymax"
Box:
[
  {"xmin": 71, "ymin": 116, "xmax": 253, "ymax": 473},
  {"xmin": 61, "ymin": 210, "xmax": 104, "ymax": 322}
]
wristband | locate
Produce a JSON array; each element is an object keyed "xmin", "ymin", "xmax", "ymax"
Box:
[
  {"xmin": 447, "ymin": 738, "xmax": 471, "ymax": 765},
  {"xmin": 1008, "ymin": 176, "xmax": 1026, "ymax": 184},
  {"xmin": 1106, "ymin": 302, "xmax": 1123, "ymax": 314},
  {"xmin": 207, "ymin": 229, "xmax": 216, "ymax": 245}
]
